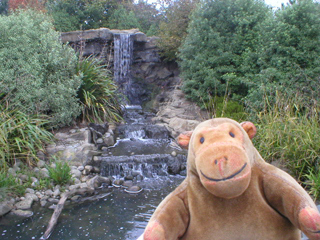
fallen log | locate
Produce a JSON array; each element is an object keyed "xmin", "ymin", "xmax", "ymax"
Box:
[{"xmin": 40, "ymin": 187, "xmax": 94, "ymax": 240}]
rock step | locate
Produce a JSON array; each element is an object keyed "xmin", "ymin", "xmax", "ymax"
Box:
[
  {"xmin": 98, "ymin": 154, "xmax": 186, "ymax": 177},
  {"xmin": 103, "ymin": 138, "xmax": 180, "ymax": 156}
]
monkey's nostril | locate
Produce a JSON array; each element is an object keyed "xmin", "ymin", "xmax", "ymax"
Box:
[
  {"xmin": 224, "ymin": 157, "xmax": 228, "ymax": 161},
  {"xmin": 214, "ymin": 160, "xmax": 218, "ymax": 165}
]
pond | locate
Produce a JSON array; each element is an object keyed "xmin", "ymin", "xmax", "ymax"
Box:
[{"xmin": 0, "ymin": 176, "xmax": 184, "ymax": 240}]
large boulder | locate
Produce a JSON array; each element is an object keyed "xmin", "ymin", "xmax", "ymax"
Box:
[
  {"xmin": 46, "ymin": 127, "xmax": 96, "ymax": 166},
  {"xmin": 153, "ymin": 87, "xmax": 208, "ymax": 138}
]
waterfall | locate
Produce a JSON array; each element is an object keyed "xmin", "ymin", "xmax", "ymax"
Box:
[{"xmin": 113, "ymin": 33, "xmax": 134, "ymax": 103}]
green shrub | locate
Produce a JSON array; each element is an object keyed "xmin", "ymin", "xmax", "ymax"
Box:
[
  {"xmin": 179, "ymin": 0, "xmax": 272, "ymax": 105},
  {"xmin": 0, "ymin": 9, "xmax": 82, "ymax": 127},
  {"xmin": 0, "ymin": 170, "xmax": 25, "ymax": 200},
  {"xmin": 0, "ymin": 102, "xmax": 53, "ymax": 168},
  {"xmin": 76, "ymin": 56, "xmax": 123, "ymax": 123},
  {"xmin": 245, "ymin": 0, "xmax": 320, "ymax": 110},
  {"xmin": 304, "ymin": 166, "xmax": 320, "ymax": 200},
  {"xmin": 252, "ymin": 95, "xmax": 320, "ymax": 182},
  {"xmin": 46, "ymin": 158, "xmax": 72, "ymax": 185}
]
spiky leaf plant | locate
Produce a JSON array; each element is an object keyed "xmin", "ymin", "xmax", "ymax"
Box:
[{"xmin": 76, "ymin": 56, "xmax": 123, "ymax": 123}]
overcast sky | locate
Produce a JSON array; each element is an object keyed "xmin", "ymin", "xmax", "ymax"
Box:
[{"xmin": 264, "ymin": 0, "xmax": 290, "ymax": 8}]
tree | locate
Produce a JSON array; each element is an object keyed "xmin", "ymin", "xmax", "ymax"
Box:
[
  {"xmin": 0, "ymin": 0, "xmax": 9, "ymax": 14},
  {"xmin": 127, "ymin": 0, "xmax": 162, "ymax": 35},
  {"xmin": 107, "ymin": 5, "xmax": 141, "ymax": 30},
  {"xmin": 46, "ymin": 0, "xmax": 116, "ymax": 32},
  {"xmin": 8, "ymin": 0, "xmax": 46, "ymax": 11},
  {"xmin": 158, "ymin": 0, "xmax": 198, "ymax": 61},
  {"xmin": 179, "ymin": 0, "xmax": 272, "ymax": 105},
  {"xmin": 245, "ymin": 0, "xmax": 320, "ymax": 110}
]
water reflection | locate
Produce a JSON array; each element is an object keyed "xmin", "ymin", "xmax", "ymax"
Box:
[{"xmin": 0, "ymin": 176, "xmax": 184, "ymax": 240}]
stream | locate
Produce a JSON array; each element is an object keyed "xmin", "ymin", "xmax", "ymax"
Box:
[{"xmin": 0, "ymin": 105, "xmax": 186, "ymax": 240}]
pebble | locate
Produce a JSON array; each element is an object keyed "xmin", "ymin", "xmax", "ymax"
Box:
[
  {"xmin": 45, "ymin": 190, "xmax": 53, "ymax": 196},
  {"xmin": 122, "ymin": 181, "xmax": 133, "ymax": 188},
  {"xmin": 113, "ymin": 179, "xmax": 124, "ymax": 187},
  {"xmin": 37, "ymin": 160, "xmax": 46, "ymax": 168},
  {"xmin": 124, "ymin": 185, "xmax": 143, "ymax": 194},
  {"xmin": 40, "ymin": 200, "xmax": 47, "ymax": 207},
  {"xmin": 78, "ymin": 166, "xmax": 84, "ymax": 171},
  {"xmin": 48, "ymin": 204, "xmax": 57, "ymax": 210},
  {"xmin": 125, "ymin": 175, "xmax": 134, "ymax": 181},
  {"xmin": 25, "ymin": 188, "xmax": 35, "ymax": 194},
  {"xmin": 11, "ymin": 209, "xmax": 33, "ymax": 218}
]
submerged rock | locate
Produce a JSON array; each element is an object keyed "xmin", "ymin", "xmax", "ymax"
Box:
[
  {"xmin": 112, "ymin": 179, "xmax": 124, "ymax": 187},
  {"xmin": 124, "ymin": 185, "xmax": 143, "ymax": 194},
  {"xmin": 11, "ymin": 209, "xmax": 33, "ymax": 218}
]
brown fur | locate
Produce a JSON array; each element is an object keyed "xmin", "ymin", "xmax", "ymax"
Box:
[{"xmin": 143, "ymin": 118, "xmax": 320, "ymax": 240}]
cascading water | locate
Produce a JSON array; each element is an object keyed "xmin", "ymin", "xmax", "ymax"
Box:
[
  {"xmin": 113, "ymin": 33, "xmax": 138, "ymax": 104},
  {"xmin": 99, "ymin": 105, "xmax": 187, "ymax": 179}
]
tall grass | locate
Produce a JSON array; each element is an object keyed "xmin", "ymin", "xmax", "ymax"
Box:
[
  {"xmin": 202, "ymin": 93, "xmax": 247, "ymax": 122},
  {"xmin": 0, "ymin": 102, "xmax": 53, "ymax": 168},
  {"xmin": 0, "ymin": 170, "xmax": 25, "ymax": 200},
  {"xmin": 304, "ymin": 166, "xmax": 320, "ymax": 200},
  {"xmin": 252, "ymin": 94, "xmax": 320, "ymax": 183},
  {"xmin": 76, "ymin": 56, "xmax": 123, "ymax": 123}
]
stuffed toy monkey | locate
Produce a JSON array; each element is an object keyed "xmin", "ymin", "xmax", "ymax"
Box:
[{"xmin": 142, "ymin": 118, "xmax": 320, "ymax": 240}]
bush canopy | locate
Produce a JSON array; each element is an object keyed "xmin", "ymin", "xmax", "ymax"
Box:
[{"xmin": 0, "ymin": 9, "xmax": 82, "ymax": 127}]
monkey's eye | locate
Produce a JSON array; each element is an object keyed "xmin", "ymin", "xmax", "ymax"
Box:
[
  {"xmin": 200, "ymin": 137, "xmax": 205, "ymax": 144},
  {"xmin": 229, "ymin": 132, "xmax": 235, "ymax": 138}
]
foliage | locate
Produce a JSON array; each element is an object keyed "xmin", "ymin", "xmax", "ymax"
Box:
[
  {"xmin": 76, "ymin": 56, "xmax": 123, "ymax": 123},
  {"xmin": 158, "ymin": 0, "xmax": 198, "ymax": 61},
  {"xmin": 179, "ymin": 0, "xmax": 272, "ymax": 107},
  {"xmin": 0, "ymin": 102, "xmax": 53, "ymax": 168},
  {"xmin": 245, "ymin": 0, "xmax": 320, "ymax": 110},
  {"xmin": 0, "ymin": 170, "xmax": 25, "ymax": 200},
  {"xmin": 46, "ymin": 158, "xmax": 72, "ymax": 185},
  {"xmin": 304, "ymin": 166, "xmax": 320, "ymax": 200},
  {"xmin": 8, "ymin": 0, "xmax": 45, "ymax": 11},
  {"xmin": 107, "ymin": 5, "xmax": 141, "ymax": 30},
  {"xmin": 46, "ymin": 0, "xmax": 161, "ymax": 33},
  {"xmin": 0, "ymin": 0, "xmax": 8, "ymax": 14},
  {"xmin": 203, "ymin": 95, "xmax": 247, "ymax": 122},
  {"xmin": 126, "ymin": 0, "xmax": 162, "ymax": 36},
  {"xmin": 46, "ymin": 0, "xmax": 116, "ymax": 32},
  {"xmin": 0, "ymin": 9, "xmax": 82, "ymax": 127},
  {"xmin": 252, "ymin": 94, "xmax": 320, "ymax": 183}
]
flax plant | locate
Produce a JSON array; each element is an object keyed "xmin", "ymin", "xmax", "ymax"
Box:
[
  {"xmin": 0, "ymin": 102, "xmax": 53, "ymax": 168},
  {"xmin": 76, "ymin": 56, "xmax": 123, "ymax": 123},
  {"xmin": 46, "ymin": 157, "xmax": 72, "ymax": 185}
]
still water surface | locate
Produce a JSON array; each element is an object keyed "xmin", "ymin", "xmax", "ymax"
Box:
[{"xmin": 0, "ymin": 176, "xmax": 184, "ymax": 240}]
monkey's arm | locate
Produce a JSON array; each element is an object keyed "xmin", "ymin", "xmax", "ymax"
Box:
[
  {"xmin": 143, "ymin": 179, "xmax": 189, "ymax": 240},
  {"xmin": 262, "ymin": 165, "xmax": 320, "ymax": 240}
]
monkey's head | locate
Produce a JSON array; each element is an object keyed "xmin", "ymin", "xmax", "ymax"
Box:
[{"xmin": 178, "ymin": 118, "xmax": 257, "ymax": 199}]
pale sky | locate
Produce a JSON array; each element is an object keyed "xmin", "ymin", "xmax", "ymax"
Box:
[{"xmin": 264, "ymin": 0, "xmax": 290, "ymax": 8}]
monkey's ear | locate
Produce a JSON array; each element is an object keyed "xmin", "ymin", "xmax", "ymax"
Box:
[
  {"xmin": 177, "ymin": 131, "xmax": 193, "ymax": 149},
  {"xmin": 240, "ymin": 121, "xmax": 257, "ymax": 139}
]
